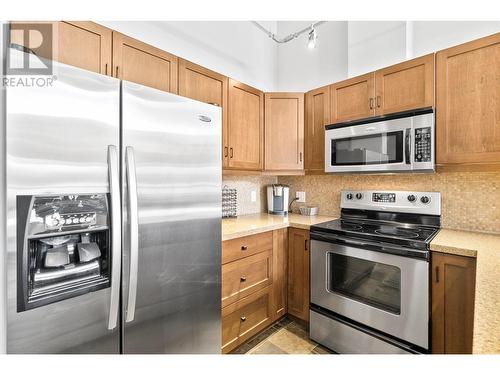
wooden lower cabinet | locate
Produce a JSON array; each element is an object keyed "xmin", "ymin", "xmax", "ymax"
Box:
[
  {"xmin": 431, "ymin": 252, "xmax": 477, "ymax": 354},
  {"xmin": 287, "ymin": 228, "xmax": 310, "ymax": 322},
  {"xmin": 222, "ymin": 231, "xmax": 273, "ymax": 264},
  {"xmin": 222, "ymin": 286, "xmax": 272, "ymax": 353},
  {"xmin": 271, "ymin": 228, "xmax": 288, "ymax": 320},
  {"xmin": 221, "ymin": 229, "xmax": 288, "ymax": 353},
  {"xmin": 222, "ymin": 249, "xmax": 272, "ymax": 308}
]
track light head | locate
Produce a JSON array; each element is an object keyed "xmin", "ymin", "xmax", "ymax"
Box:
[{"xmin": 307, "ymin": 25, "xmax": 317, "ymax": 49}]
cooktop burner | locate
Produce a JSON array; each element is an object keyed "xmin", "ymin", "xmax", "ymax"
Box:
[
  {"xmin": 374, "ymin": 227, "xmax": 420, "ymax": 238},
  {"xmin": 340, "ymin": 221, "xmax": 363, "ymax": 231}
]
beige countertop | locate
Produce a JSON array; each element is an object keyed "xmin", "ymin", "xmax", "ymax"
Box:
[
  {"xmin": 430, "ymin": 229, "xmax": 500, "ymax": 354},
  {"xmin": 222, "ymin": 213, "xmax": 335, "ymax": 241}
]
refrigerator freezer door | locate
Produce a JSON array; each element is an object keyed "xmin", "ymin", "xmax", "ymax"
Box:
[
  {"xmin": 121, "ymin": 81, "xmax": 222, "ymax": 353},
  {"xmin": 6, "ymin": 50, "xmax": 121, "ymax": 353}
]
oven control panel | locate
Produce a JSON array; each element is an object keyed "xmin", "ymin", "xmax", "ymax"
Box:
[
  {"xmin": 414, "ymin": 127, "xmax": 432, "ymax": 162},
  {"xmin": 341, "ymin": 190, "xmax": 441, "ymax": 216},
  {"xmin": 372, "ymin": 193, "xmax": 396, "ymax": 203}
]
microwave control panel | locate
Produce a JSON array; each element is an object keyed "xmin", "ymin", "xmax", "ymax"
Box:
[{"xmin": 414, "ymin": 127, "xmax": 432, "ymax": 162}]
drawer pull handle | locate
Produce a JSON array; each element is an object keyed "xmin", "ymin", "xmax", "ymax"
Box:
[
  {"xmin": 240, "ymin": 316, "xmax": 246, "ymax": 322},
  {"xmin": 241, "ymin": 245, "xmax": 248, "ymax": 251},
  {"xmin": 240, "ymin": 276, "xmax": 247, "ymax": 282}
]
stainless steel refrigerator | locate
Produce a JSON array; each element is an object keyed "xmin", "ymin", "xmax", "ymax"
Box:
[{"xmin": 5, "ymin": 49, "xmax": 222, "ymax": 353}]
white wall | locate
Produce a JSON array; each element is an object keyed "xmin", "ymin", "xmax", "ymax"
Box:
[
  {"xmin": 99, "ymin": 21, "xmax": 500, "ymax": 92},
  {"xmin": 410, "ymin": 21, "xmax": 500, "ymax": 57},
  {"xmin": 347, "ymin": 21, "xmax": 500, "ymax": 77},
  {"xmin": 348, "ymin": 21, "xmax": 406, "ymax": 77},
  {"xmin": 276, "ymin": 21, "xmax": 348, "ymax": 92},
  {"xmin": 100, "ymin": 21, "xmax": 278, "ymax": 91}
]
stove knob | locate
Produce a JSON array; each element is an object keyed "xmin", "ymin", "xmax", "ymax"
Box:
[
  {"xmin": 420, "ymin": 196, "xmax": 430, "ymax": 204},
  {"xmin": 407, "ymin": 194, "xmax": 416, "ymax": 203},
  {"xmin": 355, "ymin": 193, "xmax": 363, "ymax": 200},
  {"xmin": 346, "ymin": 193, "xmax": 353, "ymax": 200}
]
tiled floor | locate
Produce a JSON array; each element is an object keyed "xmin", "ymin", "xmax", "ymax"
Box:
[{"xmin": 230, "ymin": 316, "xmax": 333, "ymax": 354}]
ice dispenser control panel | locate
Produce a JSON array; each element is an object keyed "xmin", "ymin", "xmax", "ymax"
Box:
[{"xmin": 17, "ymin": 194, "xmax": 111, "ymax": 312}]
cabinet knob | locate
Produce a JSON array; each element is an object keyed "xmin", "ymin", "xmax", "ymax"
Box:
[
  {"xmin": 224, "ymin": 146, "xmax": 228, "ymax": 157},
  {"xmin": 230, "ymin": 147, "xmax": 234, "ymax": 158},
  {"xmin": 241, "ymin": 245, "xmax": 248, "ymax": 251},
  {"xmin": 377, "ymin": 95, "xmax": 381, "ymax": 108},
  {"xmin": 240, "ymin": 316, "xmax": 246, "ymax": 322},
  {"xmin": 369, "ymin": 98, "xmax": 374, "ymax": 110},
  {"xmin": 240, "ymin": 276, "xmax": 247, "ymax": 282}
]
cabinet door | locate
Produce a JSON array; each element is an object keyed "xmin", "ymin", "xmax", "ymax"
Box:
[
  {"xmin": 271, "ymin": 229, "xmax": 287, "ymax": 320},
  {"xmin": 178, "ymin": 59, "xmax": 229, "ymax": 166},
  {"xmin": 431, "ymin": 252, "xmax": 476, "ymax": 354},
  {"xmin": 10, "ymin": 21, "xmax": 112, "ymax": 75},
  {"xmin": 264, "ymin": 93, "xmax": 305, "ymax": 171},
  {"xmin": 227, "ymin": 79, "xmax": 264, "ymax": 170},
  {"xmin": 287, "ymin": 228, "xmax": 310, "ymax": 322},
  {"xmin": 375, "ymin": 53, "xmax": 434, "ymax": 115},
  {"xmin": 112, "ymin": 32, "xmax": 178, "ymax": 93},
  {"xmin": 436, "ymin": 33, "xmax": 500, "ymax": 167},
  {"xmin": 221, "ymin": 250, "xmax": 272, "ymax": 308},
  {"xmin": 305, "ymin": 86, "xmax": 330, "ymax": 173},
  {"xmin": 330, "ymin": 73, "xmax": 375, "ymax": 123},
  {"xmin": 221, "ymin": 286, "xmax": 272, "ymax": 353}
]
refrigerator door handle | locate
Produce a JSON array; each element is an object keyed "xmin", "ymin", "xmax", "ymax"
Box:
[
  {"xmin": 107, "ymin": 145, "xmax": 122, "ymax": 330},
  {"xmin": 125, "ymin": 146, "xmax": 139, "ymax": 323}
]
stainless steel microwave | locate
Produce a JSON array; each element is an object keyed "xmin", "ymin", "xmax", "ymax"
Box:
[{"xmin": 325, "ymin": 109, "xmax": 435, "ymax": 173}]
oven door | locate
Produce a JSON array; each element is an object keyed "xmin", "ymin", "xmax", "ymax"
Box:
[
  {"xmin": 310, "ymin": 237, "xmax": 429, "ymax": 349},
  {"xmin": 325, "ymin": 118, "xmax": 412, "ymax": 173}
]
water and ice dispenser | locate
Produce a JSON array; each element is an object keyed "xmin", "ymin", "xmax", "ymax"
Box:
[{"xmin": 17, "ymin": 194, "xmax": 112, "ymax": 311}]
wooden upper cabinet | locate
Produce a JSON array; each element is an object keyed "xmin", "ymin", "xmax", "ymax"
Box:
[
  {"xmin": 178, "ymin": 59, "xmax": 229, "ymax": 166},
  {"xmin": 305, "ymin": 86, "xmax": 330, "ymax": 173},
  {"xmin": 431, "ymin": 252, "xmax": 476, "ymax": 354},
  {"xmin": 375, "ymin": 53, "xmax": 434, "ymax": 115},
  {"xmin": 287, "ymin": 228, "xmax": 310, "ymax": 322},
  {"xmin": 112, "ymin": 32, "xmax": 178, "ymax": 94},
  {"xmin": 330, "ymin": 73, "xmax": 375, "ymax": 123},
  {"xmin": 264, "ymin": 93, "xmax": 305, "ymax": 171},
  {"xmin": 10, "ymin": 21, "xmax": 112, "ymax": 75},
  {"xmin": 436, "ymin": 33, "xmax": 500, "ymax": 167},
  {"xmin": 227, "ymin": 79, "xmax": 264, "ymax": 170}
]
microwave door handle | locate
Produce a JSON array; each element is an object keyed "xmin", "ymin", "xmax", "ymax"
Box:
[
  {"xmin": 107, "ymin": 145, "xmax": 122, "ymax": 330},
  {"xmin": 125, "ymin": 146, "xmax": 139, "ymax": 323},
  {"xmin": 405, "ymin": 128, "xmax": 411, "ymax": 165}
]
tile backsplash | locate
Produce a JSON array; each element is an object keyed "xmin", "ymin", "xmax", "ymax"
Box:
[
  {"xmin": 223, "ymin": 175, "xmax": 277, "ymax": 216},
  {"xmin": 279, "ymin": 171, "xmax": 500, "ymax": 234}
]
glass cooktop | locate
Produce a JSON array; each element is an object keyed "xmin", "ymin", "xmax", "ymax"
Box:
[{"xmin": 311, "ymin": 218, "xmax": 440, "ymax": 250}]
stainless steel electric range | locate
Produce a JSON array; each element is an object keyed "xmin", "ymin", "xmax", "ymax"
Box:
[{"xmin": 309, "ymin": 190, "xmax": 441, "ymax": 354}]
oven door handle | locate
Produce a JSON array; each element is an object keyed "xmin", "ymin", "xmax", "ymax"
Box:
[
  {"xmin": 310, "ymin": 232, "xmax": 429, "ymax": 260},
  {"xmin": 405, "ymin": 128, "xmax": 411, "ymax": 165}
]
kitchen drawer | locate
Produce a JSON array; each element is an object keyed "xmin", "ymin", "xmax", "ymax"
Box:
[
  {"xmin": 222, "ymin": 231, "xmax": 273, "ymax": 264},
  {"xmin": 221, "ymin": 286, "xmax": 272, "ymax": 353},
  {"xmin": 222, "ymin": 250, "xmax": 272, "ymax": 308}
]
